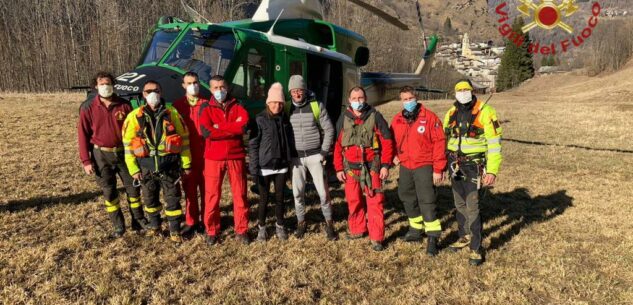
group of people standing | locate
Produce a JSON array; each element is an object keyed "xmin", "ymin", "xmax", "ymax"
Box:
[{"xmin": 78, "ymin": 71, "xmax": 502, "ymax": 266}]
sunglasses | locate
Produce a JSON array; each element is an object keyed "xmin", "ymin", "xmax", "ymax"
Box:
[{"xmin": 144, "ymin": 89, "xmax": 160, "ymax": 94}]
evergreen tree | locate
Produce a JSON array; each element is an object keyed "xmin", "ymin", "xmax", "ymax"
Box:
[
  {"xmin": 443, "ymin": 17, "xmax": 453, "ymax": 35},
  {"xmin": 496, "ymin": 17, "xmax": 535, "ymax": 91}
]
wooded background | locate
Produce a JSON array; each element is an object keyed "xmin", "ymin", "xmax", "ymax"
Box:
[
  {"xmin": 1, "ymin": 0, "xmax": 631, "ymax": 92},
  {"xmin": 0, "ymin": 0, "xmax": 433, "ymax": 92}
]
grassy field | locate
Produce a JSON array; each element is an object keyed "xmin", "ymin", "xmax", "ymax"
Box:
[{"xmin": 1, "ymin": 63, "xmax": 633, "ymax": 304}]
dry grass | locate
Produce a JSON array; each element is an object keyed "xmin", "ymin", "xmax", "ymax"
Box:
[{"xmin": 1, "ymin": 64, "xmax": 633, "ymax": 304}]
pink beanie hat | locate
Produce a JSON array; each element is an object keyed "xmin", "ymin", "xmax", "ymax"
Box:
[{"xmin": 266, "ymin": 82, "xmax": 285, "ymax": 104}]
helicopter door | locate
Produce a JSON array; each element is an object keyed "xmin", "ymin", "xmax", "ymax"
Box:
[
  {"xmin": 306, "ymin": 54, "xmax": 343, "ymax": 123},
  {"xmin": 279, "ymin": 47, "xmax": 306, "ymax": 101},
  {"xmin": 229, "ymin": 46, "xmax": 272, "ymax": 115}
]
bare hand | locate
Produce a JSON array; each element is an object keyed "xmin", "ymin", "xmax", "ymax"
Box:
[
  {"xmin": 83, "ymin": 164, "xmax": 94, "ymax": 175},
  {"xmin": 433, "ymin": 172, "xmax": 444, "ymax": 185},
  {"xmin": 132, "ymin": 173, "xmax": 143, "ymax": 181},
  {"xmin": 236, "ymin": 117, "xmax": 243, "ymax": 122},
  {"xmin": 393, "ymin": 156, "xmax": 400, "ymax": 166},
  {"xmin": 483, "ymin": 174, "xmax": 496, "ymax": 186},
  {"xmin": 336, "ymin": 171, "xmax": 347, "ymax": 182},
  {"xmin": 183, "ymin": 169, "xmax": 192, "ymax": 176},
  {"xmin": 379, "ymin": 167, "xmax": 389, "ymax": 180},
  {"xmin": 213, "ymin": 124, "xmax": 219, "ymax": 129}
]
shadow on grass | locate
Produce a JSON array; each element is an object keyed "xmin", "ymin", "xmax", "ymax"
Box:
[
  {"xmin": 481, "ymin": 187, "xmax": 573, "ymax": 251},
  {"xmin": 0, "ymin": 190, "xmax": 102, "ymax": 213},
  {"xmin": 381, "ymin": 185, "xmax": 573, "ymax": 249}
]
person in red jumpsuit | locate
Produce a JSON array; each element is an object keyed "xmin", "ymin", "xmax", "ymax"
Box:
[
  {"xmin": 198, "ymin": 75, "xmax": 250, "ymax": 245},
  {"xmin": 172, "ymin": 71, "xmax": 208, "ymax": 235}
]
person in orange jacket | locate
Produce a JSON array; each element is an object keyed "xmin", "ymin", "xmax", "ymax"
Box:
[
  {"xmin": 391, "ymin": 86, "xmax": 447, "ymax": 256},
  {"xmin": 173, "ymin": 72, "xmax": 207, "ymax": 235}
]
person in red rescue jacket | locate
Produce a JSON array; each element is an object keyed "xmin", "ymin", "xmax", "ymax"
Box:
[
  {"xmin": 391, "ymin": 86, "xmax": 447, "ymax": 256},
  {"xmin": 334, "ymin": 86, "xmax": 394, "ymax": 252},
  {"xmin": 172, "ymin": 71, "xmax": 207, "ymax": 235},
  {"xmin": 198, "ymin": 75, "xmax": 250, "ymax": 245}
]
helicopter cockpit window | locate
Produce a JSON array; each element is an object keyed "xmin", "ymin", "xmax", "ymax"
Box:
[
  {"xmin": 231, "ymin": 48, "xmax": 267, "ymax": 102},
  {"xmin": 164, "ymin": 31, "xmax": 236, "ymax": 85},
  {"xmin": 141, "ymin": 30, "xmax": 180, "ymax": 65}
]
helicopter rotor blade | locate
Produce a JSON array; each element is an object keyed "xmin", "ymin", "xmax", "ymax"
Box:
[
  {"xmin": 180, "ymin": 0, "xmax": 212, "ymax": 23},
  {"xmin": 347, "ymin": 0, "xmax": 409, "ymax": 31}
]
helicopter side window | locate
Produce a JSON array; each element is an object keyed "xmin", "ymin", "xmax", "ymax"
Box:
[
  {"xmin": 164, "ymin": 31, "xmax": 236, "ymax": 85},
  {"xmin": 231, "ymin": 48, "xmax": 267, "ymax": 102}
]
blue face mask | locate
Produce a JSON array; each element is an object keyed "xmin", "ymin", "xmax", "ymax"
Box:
[
  {"xmin": 403, "ymin": 100, "xmax": 417, "ymax": 112},
  {"xmin": 350, "ymin": 101, "xmax": 363, "ymax": 111},
  {"xmin": 213, "ymin": 90, "xmax": 227, "ymax": 102}
]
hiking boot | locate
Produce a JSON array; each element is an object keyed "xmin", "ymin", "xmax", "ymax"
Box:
[
  {"xmin": 235, "ymin": 233, "xmax": 250, "ymax": 245},
  {"xmin": 169, "ymin": 233, "xmax": 183, "ymax": 244},
  {"xmin": 276, "ymin": 224, "xmax": 288, "ymax": 240},
  {"xmin": 371, "ymin": 241, "xmax": 384, "ymax": 252},
  {"xmin": 469, "ymin": 249, "xmax": 484, "ymax": 266},
  {"xmin": 449, "ymin": 235, "xmax": 471, "ymax": 252},
  {"xmin": 403, "ymin": 227, "xmax": 423, "ymax": 242},
  {"xmin": 111, "ymin": 229, "xmax": 125, "ymax": 238},
  {"xmin": 257, "ymin": 225, "xmax": 268, "ymax": 242},
  {"xmin": 145, "ymin": 228, "xmax": 159, "ymax": 237},
  {"xmin": 346, "ymin": 233, "xmax": 365, "ymax": 240},
  {"xmin": 324, "ymin": 220, "xmax": 338, "ymax": 241},
  {"xmin": 426, "ymin": 236, "xmax": 439, "ymax": 257},
  {"xmin": 295, "ymin": 221, "xmax": 307, "ymax": 239},
  {"xmin": 205, "ymin": 235, "xmax": 218, "ymax": 245}
]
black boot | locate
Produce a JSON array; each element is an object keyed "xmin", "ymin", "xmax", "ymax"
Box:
[
  {"xmin": 403, "ymin": 227, "xmax": 423, "ymax": 242},
  {"xmin": 295, "ymin": 221, "xmax": 307, "ymax": 239},
  {"xmin": 324, "ymin": 220, "xmax": 338, "ymax": 241},
  {"xmin": 109, "ymin": 210, "xmax": 126, "ymax": 238},
  {"xmin": 129, "ymin": 208, "xmax": 147, "ymax": 232},
  {"xmin": 426, "ymin": 236, "xmax": 439, "ymax": 257}
]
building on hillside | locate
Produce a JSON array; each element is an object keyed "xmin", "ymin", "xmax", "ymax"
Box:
[{"xmin": 435, "ymin": 33, "xmax": 503, "ymax": 93}]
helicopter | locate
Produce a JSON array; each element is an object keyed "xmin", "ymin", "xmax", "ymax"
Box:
[{"xmin": 110, "ymin": 0, "xmax": 440, "ymax": 121}]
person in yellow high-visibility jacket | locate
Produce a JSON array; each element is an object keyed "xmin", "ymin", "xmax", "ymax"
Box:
[
  {"xmin": 443, "ymin": 80, "xmax": 503, "ymax": 266},
  {"xmin": 122, "ymin": 80, "xmax": 191, "ymax": 243}
]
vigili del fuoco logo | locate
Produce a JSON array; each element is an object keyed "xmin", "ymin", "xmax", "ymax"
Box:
[{"xmin": 494, "ymin": 0, "xmax": 602, "ymax": 55}]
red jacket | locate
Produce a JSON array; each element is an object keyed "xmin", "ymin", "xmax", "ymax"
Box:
[
  {"xmin": 173, "ymin": 96, "xmax": 207, "ymax": 164},
  {"xmin": 334, "ymin": 106, "xmax": 394, "ymax": 172},
  {"xmin": 77, "ymin": 95, "xmax": 132, "ymax": 166},
  {"xmin": 391, "ymin": 105, "xmax": 447, "ymax": 173},
  {"xmin": 199, "ymin": 96, "xmax": 249, "ymax": 160}
]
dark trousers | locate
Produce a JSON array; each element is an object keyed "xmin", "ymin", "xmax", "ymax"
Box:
[
  {"xmin": 449, "ymin": 163, "xmax": 483, "ymax": 251},
  {"xmin": 398, "ymin": 165, "xmax": 441, "ymax": 237},
  {"xmin": 257, "ymin": 173, "xmax": 286, "ymax": 226},
  {"xmin": 140, "ymin": 167, "xmax": 182, "ymax": 233},
  {"xmin": 93, "ymin": 149, "xmax": 143, "ymax": 223}
]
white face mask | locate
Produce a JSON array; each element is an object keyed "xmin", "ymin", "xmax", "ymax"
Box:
[
  {"xmin": 214, "ymin": 89, "xmax": 227, "ymax": 103},
  {"xmin": 146, "ymin": 92, "xmax": 161, "ymax": 107},
  {"xmin": 456, "ymin": 91, "xmax": 473, "ymax": 104},
  {"xmin": 186, "ymin": 83, "xmax": 199, "ymax": 96},
  {"xmin": 97, "ymin": 84, "xmax": 113, "ymax": 98}
]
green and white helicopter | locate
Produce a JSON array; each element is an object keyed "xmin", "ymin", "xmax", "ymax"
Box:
[{"xmin": 113, "ymin": 0, "xmax": 439, "ymax": 120}]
